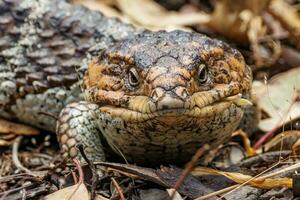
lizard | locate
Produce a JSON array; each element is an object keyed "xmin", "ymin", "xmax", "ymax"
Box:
[{"xmin": 0, "ymin": 0, "xmax": 256, "ymax": 165}]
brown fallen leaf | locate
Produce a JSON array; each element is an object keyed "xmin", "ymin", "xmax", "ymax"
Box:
[
  {"xmin": 0, "ymin": 133, "xmax": 17, "ymax": 146},
  {"xmin": 252, "ymin": 67, "xmax": 300, "ymax": 132},
  {"xmin": 73, "ymin": 0, "xmax": 130, "ymax": 22},
  {"xmin": 0, "ymin": 119, "xmax": 39, "ymax": 146},
  {"xmin": 43, "ymin": 183, "xmax": 89, "ymax": 200},
  {"xmin": 167, "ymin": 189, "xmax": 184, "ymax": 200},
  {"xmin": 0, "ymin": 119, "xmax": 39, "ymax": 136},
  {"xmin": 92, "ymin": 161, "xmax": 213, "ymax": 199},
  {"xmin": 95, "ymin": 194, "xmax": 110, "ymax": 200}
]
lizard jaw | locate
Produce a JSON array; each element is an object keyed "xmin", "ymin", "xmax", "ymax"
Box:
[{"xmin": 99, "ymin": 93, "xmax": 249, "ymax": 122}]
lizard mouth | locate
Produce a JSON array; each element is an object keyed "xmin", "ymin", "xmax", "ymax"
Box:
[{"xmin": 99, "ymin": 93, "xmax": 251, "ymax": 122}]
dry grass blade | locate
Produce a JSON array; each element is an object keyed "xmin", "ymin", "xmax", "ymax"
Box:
[
  {"xmin": 194, "ymin": 184, "xmax": 239, "ymax": 200},
  {"xmin": 292, "ymin": 138, "xmax": 300, "ymax": 158}
]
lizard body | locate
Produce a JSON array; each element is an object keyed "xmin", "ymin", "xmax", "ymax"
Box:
[{"xmin": 0, "ymin": 0, "xmax": 254, "ymax": 165}]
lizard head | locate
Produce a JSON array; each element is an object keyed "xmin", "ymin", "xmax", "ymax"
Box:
[
  {"xmin": 84, "ymin": 31, "xmax": 253, "ymax": 163},
  {"xmin": 84, "ymin": 31, "xmax": 252, "ymax": 125}
]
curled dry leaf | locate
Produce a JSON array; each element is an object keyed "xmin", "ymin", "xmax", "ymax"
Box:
[
  {"xmin": 268, "ymin": 0, "xmax": 300, "ymax": 50},
  {"xmin": 208, "ymin": 0, "xmax": 282, "ymax": 67},
  {"xmin": 0, "ymin": 119, "xmax": 40, "ymax": 146},
  {"xmin": 208, "ymin": 0, "xmax": 270, "ymax": 43},
  {"xmin": 0, "ymin": 119, "xmax": 39, "ymax": 136},
  {"xmin": 43, "ymin": 183, "xmax": 89, "ymax": 200},
  {"xmin": 0, "ymin": 119, "xmax": 39, "ymax": 146},
  {"xmin": 262, "ymin": 130, "xmax": 300, "ymax": 153},
  {"xmin": 192, "ymin": 167, "xmax": 292, "ymax": 189},
  {"xmin": 253, "ymin": 67, "xmax": 300, "ymax": 132},
  {"xmin": 0, "ymin": 133, "xmax": 17, "ymax": 146},
  {"xmin": 232, "ymin": 130, "xmax": 257, "ymax": 156}
]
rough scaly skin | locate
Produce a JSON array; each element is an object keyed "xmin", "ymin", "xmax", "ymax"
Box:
[
  {"xmin": 0, "ymin": 0, "xmax": 253, "ymax": 165},
  {"xmin": 0, "ymin": 0, "xmax": 139, "ymax": 131}
]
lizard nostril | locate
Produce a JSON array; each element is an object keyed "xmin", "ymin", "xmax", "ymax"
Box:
[
  {"xmin": 151, "ymin": 90, "xmax": 158, "ymax": 101},
  {"xmin": 181, "ymin": 88, "xmax": 189, "ymax": 99},
  {"xmin": 175, "ymin": 87, "xmax": 189, "ymax": 100}
]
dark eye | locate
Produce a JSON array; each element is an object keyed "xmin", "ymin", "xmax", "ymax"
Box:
[
  {"xmin": 128, "ymin": 68, "xmax": 140, "ymax": 87},
  {"xmin": 198, "ymin": 64, "xmax": 208, "ymax": 84}
]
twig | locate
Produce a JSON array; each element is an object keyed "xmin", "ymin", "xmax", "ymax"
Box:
[
  {"xmin": 111, "ymin": 177, "xmax": 125, "ymax": 200},
  {"xmin": 67, "ymin": 159, "xmax": 84, "ymax": 200},
  {"xmin": 71, "ymin": 171, "xmax": 78, "ymax": 184},
  {"xmin": 0, "ymin": 182, "xmax": 34, "ymax": 200},
  {"xmin": 168, "ymin": 144, "xmax": 210, "ymax": 200},
  {"xmin": 195, "ymin": 184, "xmax": 238, "ymax": 200},
  {"xmin": 0, "ymin": 173, "xmax": 39, "ymax": 183},
  {"xmin": 232, "ymin": 129, "xmax": 256, "ymax": 156},
  {"xmin": 78, "ymin": 144, "xmax": 98, "ymax": 199},
  {"xmin": 12, "ymin": 136, "xmax": 37, "ymax": 177}
]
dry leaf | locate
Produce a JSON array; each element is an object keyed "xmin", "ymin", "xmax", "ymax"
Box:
[
  {"xmin": 262, "ymin": 130, "xmax": 300, "ymax": 152},
  {"xmin": 43, "ymin": 183, "xmax": 89, "ymax": 200},
  {"xmin": 0, "ymin": 119, "xmax": 39, "ymax": 146},
  {"xmin": 268, "ymin": 0, "xmax": 300, "ymax": 50},
  {"xmin": 192, "ymin": 167, "xmax": 292, "ymax": 189},
  {"xmin": 167, "ymin": 189, "xmax": 184, "ymax": 200},
  {"xmin": 0, "ymin": 119, "xmax": 39, "ymax": 135},
  {"xmin": 73, "ymin": 0, "xmax": 129, "ymax": 22},
  {"xmin": 94, "ymin": 161, "xmax": 212, "ymax": 199},
  {"xmin": 253, "ymin": 67, "xmax": 300, "ymax": 131},
  {"xmin": 95, "ymin": 194, "xmax": 110, "ymax": 200},
  {"xmin": 208, "ymin": 0, "xmax": 270, "ymax": 43},
  {"xmin": 116, "ymin": 0, "xmax": 210, "ymax": 30}
]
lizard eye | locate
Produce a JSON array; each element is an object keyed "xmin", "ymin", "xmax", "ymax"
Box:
[
  {"xmin": 128, "ymin": 68, "xmax": 140, "ymax": 87},
  {"xmin": 198, "ymin": 64, "xmax": 208, "ymax": 84}
]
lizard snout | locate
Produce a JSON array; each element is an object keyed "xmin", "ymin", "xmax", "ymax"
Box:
[{"xmin": 150, "ymin": 86, "xmax": 189, "ymax": 110}]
